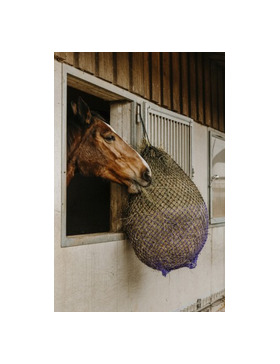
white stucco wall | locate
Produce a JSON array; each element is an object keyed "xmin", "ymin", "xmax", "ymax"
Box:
[{"xmin": 54, "ymin": 60, "xmax": 225, "ymax": 312}]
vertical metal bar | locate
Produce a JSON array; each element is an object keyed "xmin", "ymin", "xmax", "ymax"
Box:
[
  {"xmin": 170, "ymin": 120, "xmax": 173, "ymax": 158},
  {"xmin": 164, "ymin": 117, "xmax": 166, "ymax": 150},
  {"xmin": 150, "ymin": 113, "xmax": 152, "ymax": 145},
  {"xmin": 174, "ymin": 121, "xmax": 177, "ymax": 163},
  {"xmin": 174, "ymin": 122, "xmax": 177, "ymax": 162},
  {"xmin": 167, "ymin": 119, "xmax": 170, "ymax": 155},
  {"xmin": 189, "ymin": 124, "xmax": 192, "ymax": 177},
  {"xmin": 172, "ymin": 120, "xmax": 175, "ymax": 160},
  {"xmin": 153, "ymin": 113, "xmax": 155, "ymax": 145},
  {"xmin": 161, "ymin": 117, "xmax": 163, "ymax": 150},
  {"xmin": 153, "ymin": 114, "xmax": 155, "ymax": 147},
  {"xmin": 144, "ymin": 104, "xmax": 149, "ymax": 142},
  {"xmin": 177, "ymin": 122, "xmax": 180, "ymax": 167},
  {"xmin": 179, "ymin": 123, "xmax": 182, "ymax": 169},
  {"xmin": 186, "ymin": 125, "xmax": 189, "ymax": 175},
  {"xmin": 150, "ymin": 112, "xmax": 153, "ymax": 144},
  {"xmin": 159, "ymin": 116, "xmax": 161, "ymax": 148},
  {"xmin": 131, "ymin": 102, "xmax": 137, "ymax": 148},
  {"xmin": 158, "ymin": 115, "xmax": 161, "ymax": 148},
  {"xmin": 160, "ymin": 116, "xmax": 163, "ymax": 149},
  {"xmin": 178, "ymin": 123, "xmax": 181, "ymax": 170},
  {"xmin": 165, "ymin": 117, "xmax": 167, "ymax": 151},
  {"xmin": 175, "ymin": 121, "xmax": 177, "ymax": 161},
  {"xmin": 157, "ymin": 115, "xmax": 160, "ymax": 147},
  {"xmin": 183, "ymin": 124, "xmax": 186, "ymax": 171},
  {"xmin": 181, "ymin": 124, "xmax": 184, "ymax": 171},
  {"xmin": 155, "ymin": 115, "xmax": 158, "ymax": 147},
  {"xmin": 184, "ymin": 125, "xmax": 186, "ymax": 172},
  {"xmin": 163, "ymin": 117, "xmax": 166, "ymax": 149},
  {"xmin": 184, "ymin": 125, "xmax": 187, "ymax": 173},
  {"xmin": 176, "ymin": 121, "xmax": 178, "ymax": 163},
  {"xmin": 153, "ymin": 114, "xmax": 156, "ymax": 146}
]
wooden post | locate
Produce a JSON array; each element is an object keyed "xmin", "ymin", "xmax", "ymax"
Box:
[{"xmin": 110, "ymin": 102, "xmax": 132, "ymax": 232}]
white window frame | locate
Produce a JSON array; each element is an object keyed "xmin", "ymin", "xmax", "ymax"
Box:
[
  {"xmin": 209, "ymin": 129, "xmax": 225, "ymax": 225},
  {"xmin": 61, "ymin": 64, "xmax": 144, "ymax": 247}
]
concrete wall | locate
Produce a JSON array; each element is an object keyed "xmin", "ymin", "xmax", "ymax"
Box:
[{"xmin": 54, "ymin": 60, "xmax": 225, "ymax": 312}]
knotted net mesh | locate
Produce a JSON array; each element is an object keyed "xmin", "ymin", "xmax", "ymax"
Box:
[{"xmin": 123, "ymin": 143, "xmax": 209, "ymax": 276}]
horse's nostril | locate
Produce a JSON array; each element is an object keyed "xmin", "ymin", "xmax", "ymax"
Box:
[{"xmin": 142, "ymin": 169, "xmax": 152, "ymax": 184}]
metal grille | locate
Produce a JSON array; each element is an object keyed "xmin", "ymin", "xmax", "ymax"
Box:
[{"xmin": 145, "ymin": 105, "xmax": 192, "ymax": 176}]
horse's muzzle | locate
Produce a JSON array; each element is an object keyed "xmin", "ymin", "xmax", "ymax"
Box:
[
  {"xmin": 142, "ymin": 169, "xmax": 152, "ymax": 186},
  {"xmin": 128, "ymin": 168, "xmax": 152, "ymax": 194}
]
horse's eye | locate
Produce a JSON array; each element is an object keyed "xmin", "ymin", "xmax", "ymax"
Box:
[{"xmin": 104, "ymin": 135, "xmax": 115, "ymax": 142}]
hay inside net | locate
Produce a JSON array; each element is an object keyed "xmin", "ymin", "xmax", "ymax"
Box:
[{"xmin": 123, "ymin": 142, "xmax": 209, "ymax": 277}]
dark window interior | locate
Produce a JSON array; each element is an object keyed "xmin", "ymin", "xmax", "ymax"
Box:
[{"xmin": 66, "ymin": 86, "xmax": 111, "ymax": 236}]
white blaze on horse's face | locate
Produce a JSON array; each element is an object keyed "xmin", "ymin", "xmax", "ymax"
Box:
[{"xmin": 67, "ymin": 97, "xmax": 152, "ymax": 194}]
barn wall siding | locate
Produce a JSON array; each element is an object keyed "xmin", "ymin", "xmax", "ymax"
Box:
[{"xmin": 54, "ymin": 52, "xmax": 225, "ymax": 132}]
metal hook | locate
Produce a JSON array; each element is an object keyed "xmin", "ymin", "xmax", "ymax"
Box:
[{"xmin": 210, "ymin": 175, "xmax": 219, "ymax": 186}]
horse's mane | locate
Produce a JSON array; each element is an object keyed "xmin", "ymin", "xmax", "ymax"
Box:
[{"xmin": 67, "ymin": 117, "xmax": 82, "ymax": 150}]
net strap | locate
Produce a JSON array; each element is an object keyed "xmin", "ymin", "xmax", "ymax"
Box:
[{"xmin": 139, "ymin": 106, "xmax": 151, "ymax": 146}]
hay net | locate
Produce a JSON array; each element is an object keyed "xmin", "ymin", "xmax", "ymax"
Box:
[{"xmin": 123, "ymin": 141, "xmax": 209, "ymax": 277}]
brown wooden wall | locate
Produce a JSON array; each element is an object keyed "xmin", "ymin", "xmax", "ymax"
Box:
[{"xmin": 54, "ymin": 52, "xmax": 225, "ymax": 132}]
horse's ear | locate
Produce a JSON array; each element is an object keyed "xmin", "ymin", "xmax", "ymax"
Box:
[{"xmin": 77, "ymin": 97, "xmax": 91, "ymax": 125}]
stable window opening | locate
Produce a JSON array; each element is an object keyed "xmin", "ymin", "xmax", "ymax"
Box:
[
  {"xmin": 66, "ymin": 86, "xmax": 111, "ymax": 236},
  {"xmin": 61, "ymin": 69, "xmax": 134, "ymax": 247}
]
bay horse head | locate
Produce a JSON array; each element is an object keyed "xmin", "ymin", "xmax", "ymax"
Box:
[{"xmin": 67, "ymin": 97, "xmax": 152, "ymax": 194}]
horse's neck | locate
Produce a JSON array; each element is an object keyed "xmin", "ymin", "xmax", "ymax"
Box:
[
  {"xmin": 67, "ymin": 161, "xmax": 76, "ymax": 186},
  {"xmin": 67, "ymin": 123, "xmax": 82, "ymax": 186}
]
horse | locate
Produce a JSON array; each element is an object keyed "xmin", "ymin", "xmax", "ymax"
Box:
[{"xmin": 67, "ymin": 97, "xmax": 152, "ymax": 194}]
